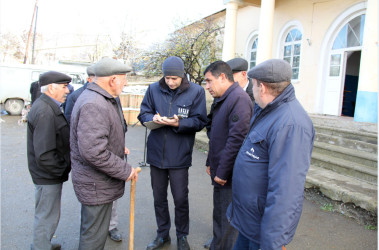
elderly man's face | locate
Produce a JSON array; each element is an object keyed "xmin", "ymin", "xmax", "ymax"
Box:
[
  {"xmin": 233, "ymin": 71, "xmax": 248, "ymax": 88},
  {"xmin": 50, "ymin": 83, "xmax": 69, "ymax": 103},
  {"xmin": 113, "ymin": 74, "xmax": 127, "ymax": 96}
]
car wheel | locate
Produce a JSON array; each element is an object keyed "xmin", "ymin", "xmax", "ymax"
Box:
[{"xmin": 4, "ymin": 99, "xmax": 24, "ymax": 115}]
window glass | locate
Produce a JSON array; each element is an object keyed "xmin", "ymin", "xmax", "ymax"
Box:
[
  {"xmin": 329, "ymin": 54, "xmax": 341, "ymax": 76},
  {"xmin": 249, "ymin": 38, "xmax": 258, "ymax": 68},
  {"xmin": 283, "ymin": 28, "xmax": 302, "ymax": 80},
  {"xmin": 332, "ymin": 14, "xmax": 365, "ymax": 50}
]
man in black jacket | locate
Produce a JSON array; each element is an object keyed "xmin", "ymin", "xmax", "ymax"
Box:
[{"xmin": 27, "ymin": 71, "xmax": 72, "ymax": 250}]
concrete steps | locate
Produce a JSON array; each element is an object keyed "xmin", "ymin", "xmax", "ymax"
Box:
[
  {"xmin": 307, "ymin": 114, "xmax": 378, "ymax": 218},
  {"xmin": 194, "ymin": 114, "xmax": 378, "ymax": 220},
  {"xmin": 305, "ymin": 165, "xmax": 377, "ymax": 213}
]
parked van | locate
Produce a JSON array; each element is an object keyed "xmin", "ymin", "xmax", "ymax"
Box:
[{"xmin": 0, "ymin": 64, "xmax": 87, "ymax": 115}]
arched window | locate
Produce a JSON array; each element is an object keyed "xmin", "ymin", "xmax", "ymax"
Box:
[
  {"xmin": 283, "ymin": 28, "xmax": 302, "ymax": 80},
  {"xmin": 329, "ymin": 14, "xmax": 365, "ymax": 76},
  {"xmin": 332, "ymin": 14, "xmax": 365, "ymax": 50},
  {"xmin": 249, "ymin": 38, "xmax": 258, "ymax": 68}
]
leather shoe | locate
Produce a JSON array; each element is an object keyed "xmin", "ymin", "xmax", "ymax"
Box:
[
  {"xmin": 31, "ymin": 243, "xmax": 61, "ymax": 250},
  {"xmin": 177, "ymin": 236, "xmax": 190, "ymax": 250},
  {"xmin": 109, "ymin": 228, "xmax": 122, "ymax": 242},
  {"xmin": 51, "ymin": 244, "xmax": 61, "ymax": 250},
  {"xmin": 146, "ymin": 236, "xmax": 171, "ymax": 250}
]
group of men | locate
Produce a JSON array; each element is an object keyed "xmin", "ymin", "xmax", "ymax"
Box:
[
  {"xmin": 27, "ymin": 55, "xmax": 314, "ymax": 250},
  {"xmin": 27, "ymin": 58, "xmax": 139, "ymax": 250}
]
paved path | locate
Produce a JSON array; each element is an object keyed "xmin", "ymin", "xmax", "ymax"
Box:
[{"xmin": 1, "ymin": 115, "xmax": 377, "ymax": 250}]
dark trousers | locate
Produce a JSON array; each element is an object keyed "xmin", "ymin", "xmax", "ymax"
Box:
[
  {"xmin": 79, "ymin": 202, "xmax": 113, "ymax": 250},
  {"xmin": 210, "ymin": 186, "xmax": 238, "ymax": 250},
  {"xmin": 233, "ymin": 232, "xmax": 260, "ymax": 250},
  {"xmin": 150, "ymin": 165, "xmax": 189, "ymax": 238}
]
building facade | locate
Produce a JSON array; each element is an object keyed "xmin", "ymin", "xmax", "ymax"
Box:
[{"xmin": 221, "ymin": 0, "xmax": 377, "ymax": 123}]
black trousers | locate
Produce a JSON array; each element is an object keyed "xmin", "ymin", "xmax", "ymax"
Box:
[
  {"xmin": 210, "ymin": 186, "xmax": 238, "ymax": 250},
  {"xmin": 150, "ymin": 165, "xmax": 189, "ymax": 238}
]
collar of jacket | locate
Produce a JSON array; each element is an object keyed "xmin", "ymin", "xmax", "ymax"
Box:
[
  {"xmin": 40, "ymin": 94, "xmax": 64, "ymax": 115},
  {"xmin": 87, "ymin": 82, "xmax": 118, "ymax": 104},
  {"xmin": 214, "ymin": 82, "xmax": 240, "ymax": 105},
  {"xmin": 255, "ymin": 83, "xmax": 296, "ymax": 117},
  {"xmin": 158, "ymin": 75, "xmax": 191, "ymax": 94}
]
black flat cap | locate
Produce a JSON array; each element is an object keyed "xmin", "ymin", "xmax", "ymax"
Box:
[
  {"xmin": 94, "ymin": 57, "xmax": 132, "ymax": 77},
  {"xmin": 226, "ymin": 58, "xmax": 248, "ymax": 72},
  {"xmin": 39, "ymin": 71, "xmax": 72, "ymax": 86},
  {"xmin": 86, "ymin": 65, "xmax": 96, "ymax": 76},
  {"xmin": 248, "ymin": 59, "xmax": 292, "ymax": 83}
]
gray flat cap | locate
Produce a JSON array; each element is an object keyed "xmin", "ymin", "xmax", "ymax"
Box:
[
  {"xmin": 86, "ymin": 65, "xmax": 96, "ymax": 76},
  {"xmin": 94, "ymin": 57, "xmax": 132, "ymax": 77},
  {"xmin": 39, "ymin": 71, "xmax": 71, "ymax": 86},
  {"xmin": 226, "ymin": 58, "xmax": 248, "ymax": 72},
  {"xmin": 248, "ymin": 59, "xmax": 292, "ymax": 83}
]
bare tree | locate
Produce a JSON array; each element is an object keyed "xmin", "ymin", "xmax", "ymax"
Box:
[
  {"xmin": 143, "ymin": 18, "xmax": 224, "ymax": 84},
  {"xmin": 0, "ymin": 32, "xmax": 25, "ymax": 63},
  {"xmin": 113, "ymin": 32, "xmax": 141, "ymax": 73}
]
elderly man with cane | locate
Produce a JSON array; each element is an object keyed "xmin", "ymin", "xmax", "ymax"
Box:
[{"xmin": 70, "ymin": 57, "xmax": 139, "ymax": 249}]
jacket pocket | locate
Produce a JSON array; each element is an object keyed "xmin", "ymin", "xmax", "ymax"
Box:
[
  {"xmin": 175, "ymin": 102, "xmax": 192, "ymax": 119},
  {"xmin": 244, "ymin": 131, "xmax": 269, "ymax": 162}
]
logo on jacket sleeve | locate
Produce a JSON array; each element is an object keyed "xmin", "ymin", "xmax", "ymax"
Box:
[{"xmin": 246, "ymin": 147, "xmax": 259, "ymax": 160}]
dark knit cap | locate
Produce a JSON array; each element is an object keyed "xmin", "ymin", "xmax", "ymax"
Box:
[
  {"xmin": 162, "ymin": 56, "xmax": 185, "ymax": 77},
  {"xmin": 248, "ymin": 59, "xmax": 292, "ymax": 83},
  {"xmin": 39, "ymin": 71, "xmax": 72, "ymax": 86},
  {"xmin": 86, "ymin": 65, "xmax": 96, "ymax": 76},
  {"xmin": 94, "ymin": 57, "xmax": 132, "ymax": 77},
  {"xmin": 226, "ymin": 58, "xmax": 248, "ymax": 73}
]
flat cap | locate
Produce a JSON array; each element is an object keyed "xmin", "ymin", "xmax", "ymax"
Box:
[
  {"xmin": 248, "ymin": 59, "xmax": 292, "ymax": 83},
  {"xmin": 39, "ymin": 71, "xmax": 72, "ymax": 86},
  {"xmin": 226, "ymin": 58, "xmax": 248, "ymax": 72},
  {"xmin": 94, "ymin": 57, "xmax": 132, "ymax": 77},
  {"xmin": 86, "ymin": 65, "xmax": 96, "ymax": 76}
]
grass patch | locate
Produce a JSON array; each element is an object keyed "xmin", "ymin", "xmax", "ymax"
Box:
[
  {"xmin": 320, "ymin": 203, "xmax": 334, "ymax": 212},
  {"xmin": 365, "ymin": 224, "xmax": 377, "ymax": 230}
]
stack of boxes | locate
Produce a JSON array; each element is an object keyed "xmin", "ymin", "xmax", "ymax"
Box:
[{"xmin": 119, "ymin": 93, "xmax": 144, "ymax": 125}]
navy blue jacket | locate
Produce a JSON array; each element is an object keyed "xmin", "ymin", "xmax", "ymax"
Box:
[
  {"xmin": 206, "ymin": 82, "xmax": 253, "ymax": 187},
  {"xmin": 138, "ymin": 77, "xmax": 207, "ymax": 168},
  {"xmin": 226, "ymin": 84, "xmax": 315, "ymax": 250},
  {"xmin": 64, "ymin": 82, "xmax": 89, "ymax": 124}
]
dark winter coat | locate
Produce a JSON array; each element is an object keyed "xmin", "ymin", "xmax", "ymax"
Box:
[
  {"xmin": 64, "ymin": 82, "xmax": 89, "ymax": 124},
  {"xmin": 137, "ymin": 77, "xmax": 207, "ymax": 169},
  {"xmin": 206, "ymin": 82, "xmax": 253, "ymax": 187},
  {"xmin": 226, "ymin": 84, "xmax": 315, "ymax": 250},
  {"xmin": 70, "ymin": 83, "xmax": 131, "ymax": 206},
  {"xmin": 206, "ymin": 79, "xmax": 254, "ymax": 136},
  {"xmin": 29, "ymin": 81, "xmax": 42, "ymax": 105},
  {"xmin": 27, "ymin": 94, "xmax": 71, "ymax": 185},
  {"xmin": 246, "ymin": 78, "xmax": 255, "ymax": 107}
]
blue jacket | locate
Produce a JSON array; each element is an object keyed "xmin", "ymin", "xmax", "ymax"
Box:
[
  {"xmin": 206, "ymin": 82, "xmax": 253, "ymax": 187},
  {"xmin": 226, "ymin": 84, "xmax": 315, "ymax": 250},
  {"xmin": 138, "ymin": 77, "xmax": 207, "ymax": 168},
  {"xmin": 64, "ymin": 82, "xmax": 89, "ymax": 124}
]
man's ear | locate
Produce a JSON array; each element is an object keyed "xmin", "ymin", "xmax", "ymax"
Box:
[
  {"xmin": 219, "ymin": 73, "xmax": 226, "ymax": 81},
  {"xmin": 109, "ymin": 76, "xmax": 117, "ymax": 87}
]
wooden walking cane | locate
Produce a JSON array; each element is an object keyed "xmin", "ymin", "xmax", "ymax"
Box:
[{"xmin": 129, "ymin": 167, "xmax": 141, "ymax": 250}]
